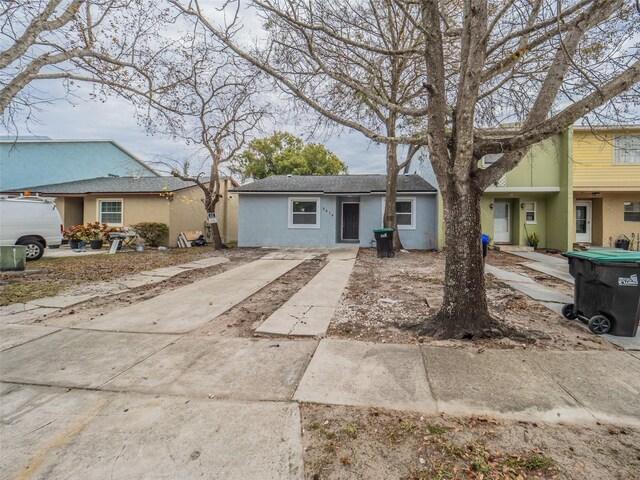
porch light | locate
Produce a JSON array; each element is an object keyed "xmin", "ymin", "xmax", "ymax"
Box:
[
  {"xmin": 520, "ymin": 203, "xmax": 525, "ymax": 209},
  {"xmin": 489, "ymin": 203, "xmax": 494, "ymax": 209}
]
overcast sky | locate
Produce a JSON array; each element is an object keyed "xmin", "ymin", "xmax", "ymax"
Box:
[
  {"xmin": 6, "ymin": 1, "xmax": 396, "ymax": 178},
  {"xmin": 12, "ymin": 78, "xmax": 389, "ymax": 178}
]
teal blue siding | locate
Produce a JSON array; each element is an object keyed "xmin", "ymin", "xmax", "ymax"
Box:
[{"xmin": 0, "ymin": 140, "xmax": 157, "ymax": 191}]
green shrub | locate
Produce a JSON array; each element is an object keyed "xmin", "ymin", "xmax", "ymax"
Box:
[{"xmin": 134, "ymin": 222, "xmax": 169, "ymax": 247}]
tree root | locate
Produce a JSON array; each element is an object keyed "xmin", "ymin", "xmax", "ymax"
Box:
[{"xmin": 397, "ymin": 312, "xmax": 538, "ymax": 343}]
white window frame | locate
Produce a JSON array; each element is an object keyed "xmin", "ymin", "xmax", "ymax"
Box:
[
  {"xmin": 614, "ymin": 135, "xmax": 640, "ymax": 164},
  {"xmin": 381, "ymin": 196, "xmax": 416, "ymax": 230},
  {"xmin": 97, "ymin": 198, "xmax": 124, "ymax": 226},
  {"xmin": 481, "ymin": 153, "xmax": 503, "ymax": 168},
  {"xmin": 623, "ymin": 201, "xmax": 640, "ymax": 222},
  {"xmin": 288, "ymin": 197, "xmax": 321, "ymax": 229},
  {"xmin": 524, "ymin": 201, "xmax": 537, "ymax": 225}
]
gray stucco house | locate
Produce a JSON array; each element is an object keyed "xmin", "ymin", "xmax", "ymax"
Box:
[{"xmin": 234, "ymin": 174, "xmax": 438, "ymax": 249}]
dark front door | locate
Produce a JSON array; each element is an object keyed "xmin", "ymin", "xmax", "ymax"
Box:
[{"xmin": 342, "ymin": 203, "xmax": 359, "ymax": 240}]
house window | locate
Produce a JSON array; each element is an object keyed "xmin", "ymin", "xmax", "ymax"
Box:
[
  {"xmin": 524, "ymin": 202, "xmax": 537, "ymax": 224},
  {"xmin": 99, "ymin": 199, "xmax": 123, "ymax": 225},
  {"xmin": 614, "ymin": 135, "xmax": 640, "ymax": 164},
  {"xmin": 288, "ymin": 197, "xmax": 320, "ymax": 228},
  {"xmin": 624, "ymin": 201, "xmax": 640, "ymax": 222},
  {"xmin": 481, "ymin": 153, "xmax": 503, "ymax": 168},
  {"xmin": 381, "ymin": 197, "xmax": 416, "ymax": 230}
]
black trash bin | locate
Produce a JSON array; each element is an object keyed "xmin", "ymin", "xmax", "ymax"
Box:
[
  {"xmin": 561, "ymin": 249, "xmax": 640, "ymax": 336},
  {"xmin": 373, "ymin": 228, "xmax": 395, "ymax": 258}
]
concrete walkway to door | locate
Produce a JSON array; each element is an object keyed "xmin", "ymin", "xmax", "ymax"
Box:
[{"xmin": 256, "ymin": 247, "xmax": 358, "ymax": 337}]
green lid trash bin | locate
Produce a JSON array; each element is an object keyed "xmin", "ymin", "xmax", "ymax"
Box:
[
  {"xmin": 373, "ymin": 228, "xmax": 395, "ymax": 258},
  {"xmin": 561, "ymin": 249, "xmax": 640, "ymax": 336}
]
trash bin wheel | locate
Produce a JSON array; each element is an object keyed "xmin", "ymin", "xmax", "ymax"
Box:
[
  {"xmin": 388, "ymin": 251, "xmax": 395, "ymax": 258},
  {"xmin": 561, "ymin": 304, "xmax": 577, "ymax": 320},
  {"xmin": 588, "ymin": 315, "xmax": 611, "ymax": 335}
]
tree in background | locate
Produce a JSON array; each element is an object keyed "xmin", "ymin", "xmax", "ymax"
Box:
[{"xmin": 234, "ymin": 132, "xmax": 347, "ymax": 180}]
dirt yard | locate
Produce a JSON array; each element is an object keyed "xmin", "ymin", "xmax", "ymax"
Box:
[
  {"xmin": 301, "ymin": 404, "xmax": 640, "ymax": 480},
  {"xmin": 0, "ymin": 247, "xmax": 265, "ymax": 306},
  {"xmin": 328, "ymin": 249, "xmax": 614, "ymax": 350}
]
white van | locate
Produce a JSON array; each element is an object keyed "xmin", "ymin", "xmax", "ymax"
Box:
[{"xmin": 0, "ymin": 195, "xmax": 63, "ymax": 260}]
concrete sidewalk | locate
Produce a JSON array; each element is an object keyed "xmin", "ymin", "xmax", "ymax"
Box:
[
  {"xmin": 295, "ymin": 339, "xmax": 640, "ymax": 427},
  {"xmin": 485, "ymin": 263, "xmax": 573, "ymax": 310},
  {"xmin": 1, "ymin": 384, "xmax": 304, "ymax": 480},
  {"xmin": 2, "ymin": 331, "xmax": 640, "ymax": 479},
  {"xmin": 508, "ymin": 251, "xmax": 574, "ymax": 284},
  {"xmin": 256, "ymin": 248, "xmax": 358, "ymax": 337}
]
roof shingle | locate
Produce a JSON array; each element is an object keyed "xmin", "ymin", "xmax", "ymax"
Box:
[
  {"xmin": 7, "ymin": 176, "xmax": 201, "ymax": 194},
  {"xmin": 234, "ymin": 174, "xmax": 436, "ymax": 194}
]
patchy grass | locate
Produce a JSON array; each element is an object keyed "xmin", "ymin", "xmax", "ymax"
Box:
[
  {"xmin": 0, "ymin": 281, "xmax": 71, "ymax": 306},
  {"xmin": 302, "ymin": 404, "xmax": 640, "ymax": 480},
  {"xmin": 427, "ymin": 423, "xmax": 449, "ymax": 436},
  {"xmin": 505, "ymin": 454, "xmax": 556, "ymax": 470},
  {"xmin": 0, "ymin": 246, "xmax": 252, "ymax": 306}
]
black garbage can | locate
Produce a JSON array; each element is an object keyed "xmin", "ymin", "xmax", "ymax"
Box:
[
  {"xmin": 373, "ymin": 228, "xmax": 395, "ymax": 258},
  {"xmin": 481, "ymin": 234, "xmax": 490, "ymax": 259},
  {"xmin": 561, "ymin": 249, "xmax": 640, "ymax": 336}
]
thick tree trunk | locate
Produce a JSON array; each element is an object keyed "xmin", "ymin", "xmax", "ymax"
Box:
[
  {"xmin": 422, "ymin": 179, "xmax": 502, "ymax": 339},
  {"xmin": 383, "ymin": 142, "xmax": 404, "ymax": 250}
]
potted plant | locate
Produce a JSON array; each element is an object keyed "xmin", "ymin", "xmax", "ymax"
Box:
[
  {"xmin": 63, "ymin": 225, "xmax": 84, "ymax": 249},
  {"xmin": 527, "ymin": 232, "xmax": 540, "ymax": 249},
  {"xmin": 84, "ymin": 222, "xmax": 111, "ymax": 250},
  {"xmin": 615, "ymin": 234, "xmax": 631, "ymax": 250}
]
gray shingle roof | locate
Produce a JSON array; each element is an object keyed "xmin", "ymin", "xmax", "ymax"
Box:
[
  {"xmin": 234, "ymin": 174, "xmax": 436, "ymax": 194},
  {"xmin": 12, "ymin": 176, "xmax": 201, "ymax": 194}
]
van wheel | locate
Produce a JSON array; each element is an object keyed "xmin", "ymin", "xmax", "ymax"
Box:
[{"xmin": 17, "ymin": 238, "xmax": 45, "ymax": 261}]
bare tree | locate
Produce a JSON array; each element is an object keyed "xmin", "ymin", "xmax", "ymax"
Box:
[
  {"xmin": 152, "ymin": 53, "xmax": 268, "ymax": 249},
  {"xmin": 169, "ymin": 0, "xmax": 427, "ymax": 250},
  {"xmin": 0, "ymin": 0, "xmax": 184, "ymax": 127},
  {"xmin": 167, "ymin": 0, "xmax": 640, "ymax": 339}
]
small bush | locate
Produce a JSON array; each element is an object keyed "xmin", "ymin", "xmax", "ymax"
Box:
[{"xmin": 134, "ymin": 222, "xmax": 169, "ymax": 247}]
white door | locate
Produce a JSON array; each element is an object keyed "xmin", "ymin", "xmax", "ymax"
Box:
[
  {"xmin": 575, "ymin": 201, "xmax": 592, "ymax": 243},
  {"xmin": 493, "ymin": 201, "xmax": 510, "ymax": 243}
]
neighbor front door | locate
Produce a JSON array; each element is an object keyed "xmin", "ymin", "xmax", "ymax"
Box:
[
  {"xmin": 493, "ymin": 201, "xmax": 510, "ymax": 243},
  {"xmin": 575, "ymin": 201, "xmax": 592, "ymax": 243},
  {"xmin": 342, "ymin": 203, "xmax": 359, "ymax": 240}
]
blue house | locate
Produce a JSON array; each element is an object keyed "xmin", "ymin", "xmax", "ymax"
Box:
[
  {"xmin": 234, "ymin": 174, "xmax": 438, "ymax": 249},
  {"xmin": 0, "ymin": 137, "xmax": 158, "ymax": 191}
]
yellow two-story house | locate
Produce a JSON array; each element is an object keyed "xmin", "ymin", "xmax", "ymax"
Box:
[{"xmin": 572, "ymin": 126, "xmax": 640, "ymax": 247}]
